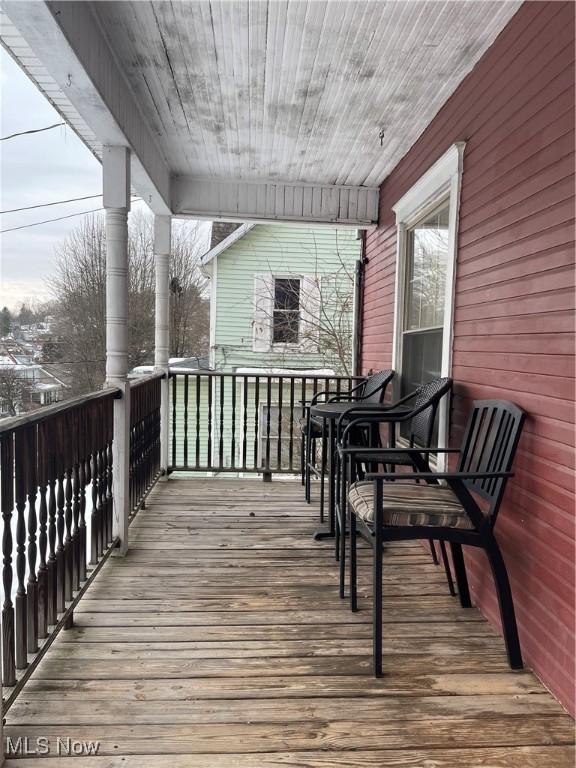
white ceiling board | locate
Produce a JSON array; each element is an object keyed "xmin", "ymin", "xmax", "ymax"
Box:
[
  {"xmin": 172, "ymin": 177, "xmax": 379, "ymax": 226},
  {"xmin": 0, "ymin": 10, "xmax": 100, "ymax": 159},
  {"xmin": 1, "ymin": 1, "xmax": 172, "ymax": 214},
  {"xmin": 92, "ymin": 0, "xmax": 522, "ymax": 187}
]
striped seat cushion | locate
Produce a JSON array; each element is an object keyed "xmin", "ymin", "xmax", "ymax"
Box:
[{"xmin": 348, "ymin": 480, "xmax": 474, "ymax": 529}]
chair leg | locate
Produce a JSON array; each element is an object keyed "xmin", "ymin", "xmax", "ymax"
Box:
[
  {"xmin": 450, "ymin": 542, "xmax": 472, "ymax": 608},
  {"xmin": 428, "ymin": 539, "xmax": 439, "ymax": 565},
  {"xmin": 319, "ymin": 431, "xmax": 327, "ymax": 524},
  {"xmin": 349, "ymin": 512, "xmax": 358, "ymax": 612},
  {"xmin": 439, "ymin": 539, "xmax": 456, "ymax": 597},
  {"xmin": 334, "ymin": 447, "xmax": 342, "ymax": 562},
  {"xmin": 339, "ymin": 500, "xmax": 346, "ymax": 600},
  {"xmin": 305, "ymin": 435, "xmax": 313, "ymax": 503},
  {"xmin": 300, "ymin": 431, "xmax": 305, "ymax": 486},
  {"xmin": 338, "ymin": 453, "xmax": 350, "ymax": 598},
  {"xmin": 485, "ymin": 536, "xmax": 523, "ymax": 670},
  {"xmin": 373, "ymin": 540, "xmax": 383, "ymax": 677},
  {"xmin": 334, "ymin": 514, "xmax": 338, "ymax": 562}
]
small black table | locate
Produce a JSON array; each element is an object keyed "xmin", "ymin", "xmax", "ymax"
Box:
[{"xmin": 309, "ymin": 401, "xmax": 412, "ymax": 541}]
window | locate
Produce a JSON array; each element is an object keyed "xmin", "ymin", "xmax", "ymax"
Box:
[
  {"xmin": 253, "ymin": 273, "xmax": 321, "ymax": 353},
  {"xmin": 272, "ymin": 278, "xmax": 301, "ymax": 344},
  {"xmin": 392, "ymin": 143, "xmax": 465, "ymax": 455},
  {"xmin": 402, "ymin": 203, "xmax": 449, "ymax": 397}
]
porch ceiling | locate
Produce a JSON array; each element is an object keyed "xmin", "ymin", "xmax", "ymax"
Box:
[
  {"xmin": 2, "ymin": 1, "xmax": 521, "ymax": 224},
  {"xmin": 93, "ymin": 0, "xmax": 519, "ymax": 188}
]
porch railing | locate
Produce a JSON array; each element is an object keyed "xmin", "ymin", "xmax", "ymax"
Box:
[
  {"xmin": 0, "ymin": 372, "xmax": 163, "ymax": 709},
  {"xmin": 129, "ymin": 374, "xmax": 162, "ymax": 514},
  {"xmin": 0, "ymin": 389, "xmax": 116, "ymax": 707},
  {"xmin": 169, "ymin": 371, "xmax": 361, "ymax": 475}
]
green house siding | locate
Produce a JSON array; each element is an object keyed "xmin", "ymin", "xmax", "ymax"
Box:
[
  {"xmin": 173, "ymin": 224, "xmax": 359, "ymax": 474},
  {"xmin": 211, "ymin": 225, "xmax": 360, "ymax": 373},
  {"xmin": 172, "ymin": 371, "xmax": 357, "ymax": 473}
]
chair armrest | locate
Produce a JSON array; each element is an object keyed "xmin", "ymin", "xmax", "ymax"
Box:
[
  {"xmin": 363, "ymin": 471, "xmax": 514, "ymax": 481},
  {"xmin": 348, "ymin": 378, "xmax": 368, "ymax": 394},
  {"xmin": 307, "ymin": 388, "xmax": 357, "ymax": 406},
  {"xmin": 338, "ymin": 446, "xmax": 461, "ymax": 457},
  {"xmin": 298, "ymin": 390, "xmax": 332, "ymax": 406},
  {"xmin": 337, "ymin": 407, "xmax": 413, "ymax": 432},
  {"xmin": 299, "ymin": 385, "xmax": 360, "ymax": 407}
]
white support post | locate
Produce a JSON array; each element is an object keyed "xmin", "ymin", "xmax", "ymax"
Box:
[
  {"xmin": 154, "ymin": 215, "xmax": 172, "ymax": 478},
  {"xmin": 103, "ymin": 146, "xmax": 131, "ymax": 556}
]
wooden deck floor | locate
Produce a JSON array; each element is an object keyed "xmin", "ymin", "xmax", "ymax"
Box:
[{"xmin": 5, "ymin": 478, "xmax": 574, "ymax": 766}]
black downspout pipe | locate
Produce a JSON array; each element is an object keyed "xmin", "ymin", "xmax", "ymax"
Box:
[{"xmin": 353, "ymin": 230, "xmax": 368, "ymax": 377}]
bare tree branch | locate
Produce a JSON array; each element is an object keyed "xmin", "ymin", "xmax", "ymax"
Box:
[
  {"xmin": 48, "ymin": 212, "xmax": 209, "ymax": 395},
  {"xmin": 254, "ymin": 233, "xmax": 356, "ymax": 374}
]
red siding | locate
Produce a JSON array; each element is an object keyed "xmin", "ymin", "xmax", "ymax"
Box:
[{"xmin": 361, "ymin": 2, "xmax": 575, "ymax": 714}]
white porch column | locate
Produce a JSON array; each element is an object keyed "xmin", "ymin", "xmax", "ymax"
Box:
[
  {"xmin": 103, "ymin": 146, "xmax": 131, "ymax": 556},
  {"xmin": 154, "ymin": 215, "xmax": 172, "ymax": 478}
]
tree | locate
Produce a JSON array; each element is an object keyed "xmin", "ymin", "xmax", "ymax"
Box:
[
  {"xmin": 0, "ymin": 369, "xmax": 30, "ymax": 416},
  {"xmin": 0, "ymin": 307, "xmax": 12, "ymax": 337},
  {"xmin": 41, "ymin": 337, "xmax": 64, "ymax": 363},
  {"xmin": 49, "ymin": 211, "xmax": 209, "ymax": 396},
  {"xmin": 168, "ymin": 225, "xmax": 210, "ymax": 358}
]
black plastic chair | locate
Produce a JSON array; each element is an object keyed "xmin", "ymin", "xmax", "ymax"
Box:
[
  {"xmin": 341, "ymin": 400, "xmax": 526, "ymax": 676},
  {"xmin": 299, "ymin": 369, "xmax": 394, "ymax": 513},
  {"xmin": 335, "ymin": 377, "xmax": 454, "ymax": 594}
]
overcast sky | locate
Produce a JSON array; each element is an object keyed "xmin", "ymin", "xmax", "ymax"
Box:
[{"xmin": 0, "ymin": 47, "xmax": 151, "ymax": 312}]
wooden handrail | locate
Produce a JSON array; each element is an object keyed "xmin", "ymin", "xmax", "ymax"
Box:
[
  {"xmin": 0, "ymin": 387, "xmax": 120, "ymax": 435},
  {"xmin": 129, "ymin": 371, "xmax": 166, "ymax": 389},
  {"xmin": 169, "ymin": 370, "xmax": 364, "ymax": 382}
]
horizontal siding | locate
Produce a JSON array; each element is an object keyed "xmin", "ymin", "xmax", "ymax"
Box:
[
  {"xmin": 210, "ymin": 226, "xmax": 359, "ymax": 469},
  {"xmin": 214, "ymin": 225, "xmax": 359, "ymax": 372},
  {"xmin": 361, "ymin": 2, "xmax": 575, "ymax": 714}
]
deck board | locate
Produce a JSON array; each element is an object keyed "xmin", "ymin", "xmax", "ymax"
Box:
[{"xmin": 5, "ymin": 478, "xmax": 573, "ymax": 765}]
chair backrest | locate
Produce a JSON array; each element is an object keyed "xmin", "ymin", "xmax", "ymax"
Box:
[
  {"xmin": 456, "ymin": 400, "xmax": 526, "ymax": 519},
  {"xmin": 408, "ymin": 377, "xmax": 452, "ymax": 447},
  {"xmin": 359, "ymin": 369, "xmax": 395, "ymax": 404}
]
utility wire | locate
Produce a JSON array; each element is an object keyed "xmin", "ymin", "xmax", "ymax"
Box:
[
  {"xmin": 1, "ymin": 122, "xmax": 66, "ymax": 141},
  {"xmin": 6, "ymin": 360, "xmax": 107, "ymax": 365},
  {"xmin": 1, "ymin": 193, "xmax": 103, "ymax": 215},
  {"xmin": 0, "ymin": 197, "xmax": 141, "ymax": 234},
  {"xmin": 0, "ymin": 207, "xmax": 106, "ymax": 233}
]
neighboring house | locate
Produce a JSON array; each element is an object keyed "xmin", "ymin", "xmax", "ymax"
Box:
[
  {"xmin": 176, "ymin": 222, "xmax": 361, "ymax": 471},
  {"xmin": 202, "ymin": 222, "xmax": 361, "ymax": 374},
  {"xmin": 0, "ymin": 354, "xmax": 67, "ymax": 416}
]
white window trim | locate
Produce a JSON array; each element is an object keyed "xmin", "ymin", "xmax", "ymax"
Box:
[
  {"xmin": 253, "ymin": 272, "xmax": 321, "ymax": 353},
  {"xmin": 391, "ymin": 142, "xmax": 465, "ymax": 464}
]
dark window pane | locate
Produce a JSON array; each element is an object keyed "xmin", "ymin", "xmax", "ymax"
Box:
[
  {"xmin": 273, "ymin": 278, "xmax": 300, "ymax": 343},
  {"xmin": 274, "ymin": 278, "xmax": 300, "ymax": 311},
  {"xmin": 273, "ymin": 310, "xmax": 300, "ymax": 343},
  {"xmin": 400, "ymin": 328, "xmax": 442, "ymax": 442}
]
